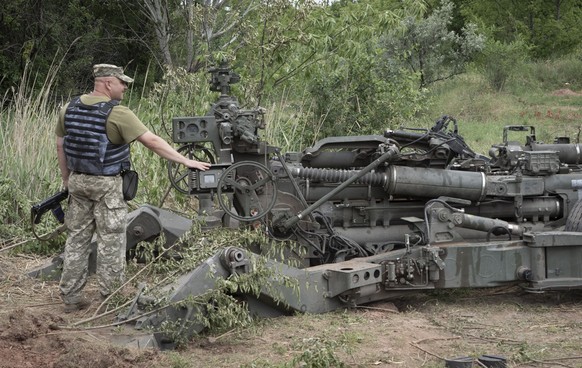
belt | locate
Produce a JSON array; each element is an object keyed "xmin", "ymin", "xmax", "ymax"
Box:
[{"xmin": 72, "ymin": 171, "xmax": 119, "ymax": 177}]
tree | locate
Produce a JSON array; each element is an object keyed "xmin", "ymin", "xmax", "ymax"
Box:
[
  {"xmin": 459, "ymin": 0, "xmax": 582, "ymax": 59},
  {"xmin": 137, "ymin": 0, "xmax": 262, "ymax": 72},
  {"xmin": 381, "ymin": 0, "xmax": 485, "ymax": 89},
  {"xmin": 0, "ymin": 0, "xmax": 154, "ymax": 99},
  {"xmin": 284, "ymin": 0, "xmax": 430, "ymax": 139}
]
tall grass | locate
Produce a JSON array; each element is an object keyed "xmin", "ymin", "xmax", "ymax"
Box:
[
  {"xmin": 0, "ymin": 63, "xmax": 216, "ymax": 223},
  {"xmin": 0, "ymin": 62, "xmax": 64, "ymax": 200},
  {"xmin": 511, "ymin": 56, "xmax": 582, "ymax": 93},
  {"xmin": 263, "ymin": 85, "xmax": 324, "ymax": 153},
  {"xmin": 0, "ymin": 61, "xmax": 68, "ymax": 249}
]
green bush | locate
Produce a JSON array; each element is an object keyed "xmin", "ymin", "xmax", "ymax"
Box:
[
  {"xmin": 516, "ymin": 57, "xmax": 582, "ymax": 92},
  {"xmin": 475, "ymin": 38, "xmax": 529, "ymax": 92}
]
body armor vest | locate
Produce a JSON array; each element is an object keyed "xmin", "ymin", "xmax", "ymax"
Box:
[{"xmin": 63, "ymin": 97, "xmax": 130, "ymax": 175}]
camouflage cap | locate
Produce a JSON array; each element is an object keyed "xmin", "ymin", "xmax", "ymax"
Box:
[{"xmin": 93, "ymin": 64, "xmax": 134, "ymax": 83}]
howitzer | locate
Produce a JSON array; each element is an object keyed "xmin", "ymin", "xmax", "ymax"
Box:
[
  {"xmin": 30, "ymin": 66, "xmax": 582, "ymax": 349},
  {"xmin": 113, "ymin": 67, "xmax": 582, "ymax": 348}
]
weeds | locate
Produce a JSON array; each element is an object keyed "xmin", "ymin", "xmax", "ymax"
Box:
[
  {"xmin": 287, "ymin": 337, "xmax": 349, "ymax": 368},
  {"xmin": 165, "ymin": 352, "xmax": 191, "ymax": 368},
  {"xmin": 241, "ymin": 336, "xmax": 352, "ymax": 368}
]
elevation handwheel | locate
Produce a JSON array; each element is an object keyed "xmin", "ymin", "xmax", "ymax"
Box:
[{"xmin": 216, "ymin": 161, "xmax": 277, "ymax": 222}]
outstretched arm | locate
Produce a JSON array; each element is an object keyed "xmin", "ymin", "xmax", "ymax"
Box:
[{"xmin": 136, "ymin": 131, "xmax": 211, "ymax": 170}]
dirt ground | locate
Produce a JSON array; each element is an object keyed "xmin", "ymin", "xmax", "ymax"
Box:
[
  {"xmin": 551, "ymin": 88, "xmax": 581, "ymax": 96},
  {"xmin": 1, "ymin": 254, "xmax": 582, "ymax": 368}
]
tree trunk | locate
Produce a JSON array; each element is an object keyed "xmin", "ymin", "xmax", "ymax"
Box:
[{"xmin": 143, "ymin": 0, "xmax": 173, "ymax": 67}]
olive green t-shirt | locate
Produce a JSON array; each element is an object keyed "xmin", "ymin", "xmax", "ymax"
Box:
[{"xmin": 55, "ymin": 95, "xmax": 149, "ymax": 145}]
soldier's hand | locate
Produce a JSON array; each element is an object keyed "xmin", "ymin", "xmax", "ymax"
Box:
[{"xmin": 186, "ymin": 160, "xmax": 211, "ymax": 171}]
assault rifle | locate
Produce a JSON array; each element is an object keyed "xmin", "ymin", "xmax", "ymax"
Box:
[
  {"xmin": 30, "ymin": 190, "xmax": 68, "ymax": 241},
  {"xmin": 31, "ymin": 189, "xmax": 69, "ymax": 225}
]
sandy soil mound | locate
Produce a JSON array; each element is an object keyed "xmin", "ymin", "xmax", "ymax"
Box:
[
  {"xmin": 552, "ymin": 88, "xmax": 581, "ymax": 96},
  {"xmin": 0, "ymin": 307, "xmax": 165, "ymax": 368}
]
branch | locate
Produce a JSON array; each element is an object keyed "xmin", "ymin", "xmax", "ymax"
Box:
[
  {"xmin": 210, "ymin": 1, "xmax": 259, "ymax": 41},
  {"xmin": 90, "ymin": 236, "xmax": 184, "ymax": 318}
]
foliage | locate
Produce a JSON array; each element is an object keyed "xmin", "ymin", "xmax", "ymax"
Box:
[
  {"xmin": 0, "ymin": 60, "xmax": 70, "ymax": 253},
  {"xmin": 138, "ymin": 0, "xmax": 268, "ymax": 73},
  {"xmin": 0, "ymin": 0, "xmax": 153, "ymax": 98},
  {"xmin": 285, "ymin": 0, "xmax": 430, "ymax": 139},
  {"xmin": 286, "ymin": 337, "xmax": 349, "ymax": 368},
  {"xmin": 1, "ymin": 64, "xmax": 64, "ymax": 195},
  {"xmin": 381, "ymin": 0, "xmax": 485, "ymax": 88},
  {"xmin": 474, "ymin": 38, "xmax": 530, "ymax": 92},
  {"xmin": 0, "ymin": 176, "xmax": 64, "ymax": 254},
  {"xmin": 0, "ymin": 177, "xmax": 32, "ymax": 242},
  {"xmin": 512, "ymin": 55, "xmax": 582, "ymax": 92},
  {"xmin": 129, "ymin": 225, "xmax": 302, "ymax": 347},
  {"xmin": 233, "ymin": 0, "xmax": 320, "ymax": 105},
  {"xmin": 2, "ymin": 0, "xmax": 581, "ymax": 102},
  {"xmin": 262, "ymin": 87, "xmax": 317, "ymax": 152},
  {"xmin": 459, "ymin": 0, "xmax": 582, "ymax": 59},
  {"xmin": 306, "ymin": 54, "xmax": 428, "ymax": 138}
]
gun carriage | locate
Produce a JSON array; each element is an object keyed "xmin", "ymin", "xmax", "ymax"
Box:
[{"xmin": 32, "ymin": 66, "xmax": 582, "ymax": 348}]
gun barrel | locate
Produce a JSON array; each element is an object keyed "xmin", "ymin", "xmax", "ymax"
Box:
[
  {"xmin": 385, "ymin": 166, "xmax": 486, "ymax": 201},
  {"xmin": 292, "ymin": 166, "xmax": 487, "ymax": 202}
]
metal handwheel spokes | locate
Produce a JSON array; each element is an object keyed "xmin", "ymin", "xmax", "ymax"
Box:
[
  {"xmin": 216, "ymin": 161, "xmax": 278, "ymax": 222},
  {"xmin": 167, "ymin": 144, "xmax": 215, "ymax": 194}
]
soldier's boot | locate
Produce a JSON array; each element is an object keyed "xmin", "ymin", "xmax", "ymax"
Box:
[{"xmin": 63, "ymin": 297, "xmax": 91, "ymax": 313}]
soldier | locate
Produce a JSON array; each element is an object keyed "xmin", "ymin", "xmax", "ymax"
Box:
[{"xmin": 55, "ymin": 64, "xmax": 211, "ymax": 312}]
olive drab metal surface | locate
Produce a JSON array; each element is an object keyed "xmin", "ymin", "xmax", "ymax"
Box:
[
  {"xmin": 125, "ymin": 66, "xmax": 582, "ymax": 348},
  {"xmin": 32, "ymin": 66, "xmax": 582, "ymax": 349}
]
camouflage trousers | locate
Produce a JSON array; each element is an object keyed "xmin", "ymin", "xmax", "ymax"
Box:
[{"xmin": 59, "ymin": 172, "xmax": 127, "ymax": 304}]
